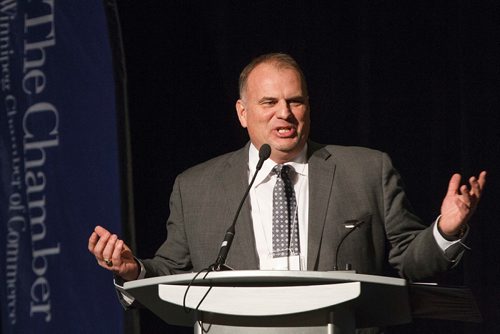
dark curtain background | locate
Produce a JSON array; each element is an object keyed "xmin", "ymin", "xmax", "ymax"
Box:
[{"xmin": 116, "ymin": 1, "xmax": 499, "ymax": 333}]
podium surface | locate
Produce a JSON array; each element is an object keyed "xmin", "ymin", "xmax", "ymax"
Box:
[{"xmin": 123, "ymin": 270, "xmax": 411, "ymax": 333}]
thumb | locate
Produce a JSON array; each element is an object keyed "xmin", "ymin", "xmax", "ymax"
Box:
[{"xmin": 447, "ymin": 173, "xmax": 462, "ymax": 196}]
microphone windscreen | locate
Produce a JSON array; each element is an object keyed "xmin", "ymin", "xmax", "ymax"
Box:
[{"xmin": 259, "ymin": 144, "xmax": 271, "ymax": 160}]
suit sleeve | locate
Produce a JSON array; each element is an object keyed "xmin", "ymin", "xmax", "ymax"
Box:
[
  {"xmin": 381, "ymin": 153, "xmax": 460, "ymax": 281},
  {"xmin": 141, "ymin": 174, "xmax": 194, "ymax": 276}
]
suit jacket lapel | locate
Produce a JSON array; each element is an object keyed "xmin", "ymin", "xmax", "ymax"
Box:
[
  {"xmin": 220, "ymin": 143, "xmax": 259, "ymax": 269},
  {"xmin": 307, "ymin": 142, "xmax": 336, "ymax": 270}
]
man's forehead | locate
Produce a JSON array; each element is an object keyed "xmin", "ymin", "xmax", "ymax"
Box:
[{"xmin": 247, "ymin": 64, "xmax": 303, "ymax": 91}]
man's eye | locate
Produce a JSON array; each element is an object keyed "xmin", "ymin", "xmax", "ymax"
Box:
[
  {"xmin": 262, "ymin": 100, "xmax": 276, "ymax": 106},
  {"xmin": 289, "ymin": 101, "xmax": 304, "ymax": 107}
]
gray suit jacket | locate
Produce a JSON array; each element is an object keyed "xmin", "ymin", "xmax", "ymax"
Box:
[{"xmin": 142, "ymin": 142, "xmax": 461, "ymax": 281}]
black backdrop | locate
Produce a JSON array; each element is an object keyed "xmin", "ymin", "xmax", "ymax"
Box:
[{"xmin": 116, "ymin": 1, "xmax": 499, "ymax": 333}]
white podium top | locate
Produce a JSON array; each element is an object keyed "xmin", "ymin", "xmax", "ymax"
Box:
[
  {"xmin": 124, "ymin": 270, "xmax": 407, "ymax": 289},
  {"xmin": 123, "ymin": 270, "xmax": 410, "ymax": 328}
]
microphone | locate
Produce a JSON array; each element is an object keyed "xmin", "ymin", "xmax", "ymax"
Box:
[
  {"xmin": 256, "ymin": 144, "xmax": 271, "ymax": 170},
  {"xmin": 333, "ymin": 219, "xmax": 365, "ymax": 271},
  {"xmin": 211, "ymin": 144, "xmax": 271, "ymax": 271}
]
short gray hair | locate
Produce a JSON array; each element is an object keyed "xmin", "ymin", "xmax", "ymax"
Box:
[{"xmin": 238, "ymin": 53, "xmax": 308, "ymax": 99}]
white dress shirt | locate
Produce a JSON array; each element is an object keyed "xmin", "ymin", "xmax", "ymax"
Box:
[{"xmin": 248, "ymin": 144, "xmax": 309, "ymax": 270}]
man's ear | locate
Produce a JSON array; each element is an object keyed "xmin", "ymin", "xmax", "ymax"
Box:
[{"xmin": 235, "ymin": 99, "xmax": 247, "ymax": 128}]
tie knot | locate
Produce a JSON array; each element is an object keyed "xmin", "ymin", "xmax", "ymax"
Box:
[{"xmin": 273, "ymin": 164, "xmax": 293, "ymax": 179}]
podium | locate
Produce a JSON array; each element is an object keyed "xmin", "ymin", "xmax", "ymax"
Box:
[{"xmin": 123, "ymin": 271, "xmax": 412, "ymax": 333}]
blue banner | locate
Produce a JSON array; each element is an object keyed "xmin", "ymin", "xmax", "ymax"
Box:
[{"xmin": 1, "ymin": 1, "xmax": 127, "ymax": 333}]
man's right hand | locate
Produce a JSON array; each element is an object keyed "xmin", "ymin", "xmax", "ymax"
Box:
[{"xmin": 88, "ymin": 225, "xmax": 139, "ymax": 281}]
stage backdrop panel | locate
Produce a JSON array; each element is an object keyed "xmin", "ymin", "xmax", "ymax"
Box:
[{"xmin": 1, "ymin": 1, "xmax": 129, "ymax": 333}]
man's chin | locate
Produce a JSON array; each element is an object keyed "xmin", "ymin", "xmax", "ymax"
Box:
[
  {"xmin": 270, "ymin": 140, "xmax": 305, "ymax": 156},
  {"xmin": 271, "ymin": 142, "xmax": 297, "ymax": 153}
]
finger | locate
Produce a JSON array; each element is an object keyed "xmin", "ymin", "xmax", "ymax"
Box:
[
  {"xmin": 468, "ymin": 171, "xmax": 487, "ymax": 198},
  {"xmin": 94, "ymin": 225, "xmax": 110, "ymax": 237},
  {"xmin": 88, "ymin": 232, "xmax": 98, "ymax": 252},
  {"xmin": 459, "ymin": 184, "xmax": 472, "ymax": 205},
  {"xmin": 460, "ymin": 184, "xmax": 470, "ymax": 197},
  {"xmin": 446, "ymin": 173, "xmax": 462, "ymax": 195},
  {"xmin": 102, "ymin": 234, "xmax": 118, "ymax": 262},
  {"xmin": 111, "ymin": 239, "xmax": 124, "ymax": 266},
  {"xmin": 93, "ymin": 231, "xmax": 111, "ymax": 259},
  {"xmin": 469, "ymin": 176, "xmax": 481, "ymax": 198},
  {"xmin": 451, "ymin": 184, "xmax": 471, "ymax": 211},
  {"xmin": 477, "ymin": 171, "xmax": 487, "ymax": 190}
]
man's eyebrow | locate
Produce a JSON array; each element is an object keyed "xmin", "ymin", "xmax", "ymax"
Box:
[
  {"xmin": 256, "ymin": 95, "xmax": 308, "ymax": 104},
  {"xmin": 286, "ymin": 95, "xmax": 307, "ymax": 102},
  {"xmin": 258, "ymin": 96, "xmax": 277, "ymax": 103}
]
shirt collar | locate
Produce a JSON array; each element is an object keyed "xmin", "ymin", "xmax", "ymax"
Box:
[{"xmin": 248, "ymin": 143, "xmax": 308, "ymax": 186}]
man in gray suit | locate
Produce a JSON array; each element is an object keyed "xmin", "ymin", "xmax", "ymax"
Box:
[{"xmin": 89, "ymin": 53, "xmax": 486, "ymax": 285}]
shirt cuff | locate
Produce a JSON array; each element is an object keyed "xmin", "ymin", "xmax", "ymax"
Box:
[
  {"xmin": 432, "ymin": 216, "xmax": 469, "ymax": 251},
  {"xmin": 432, "ymin": 216, "xmax": 471, "ymax": 264},
  {"xmin": 113, "ymin": 258, "xmax": 146, "ymax": 305}
]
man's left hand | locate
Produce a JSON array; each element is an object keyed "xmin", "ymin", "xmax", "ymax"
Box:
[{"xmin": 439, "ymin": 171, "xmax": 487, "ymax": 237}]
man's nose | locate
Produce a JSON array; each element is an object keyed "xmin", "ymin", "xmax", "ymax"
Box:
[{"xmin": 275, "ymin": 100, "xmax": 292, "ymax": 119}]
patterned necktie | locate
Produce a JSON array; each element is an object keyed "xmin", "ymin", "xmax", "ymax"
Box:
[{"xmin": 272, "ymin": 164, "xmax": 300, "ymax": 258}]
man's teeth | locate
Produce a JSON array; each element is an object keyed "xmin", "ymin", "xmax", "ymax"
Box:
[{"xmin": 278, "ymin": 128, "xmax": 291, "ymax": 133}]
